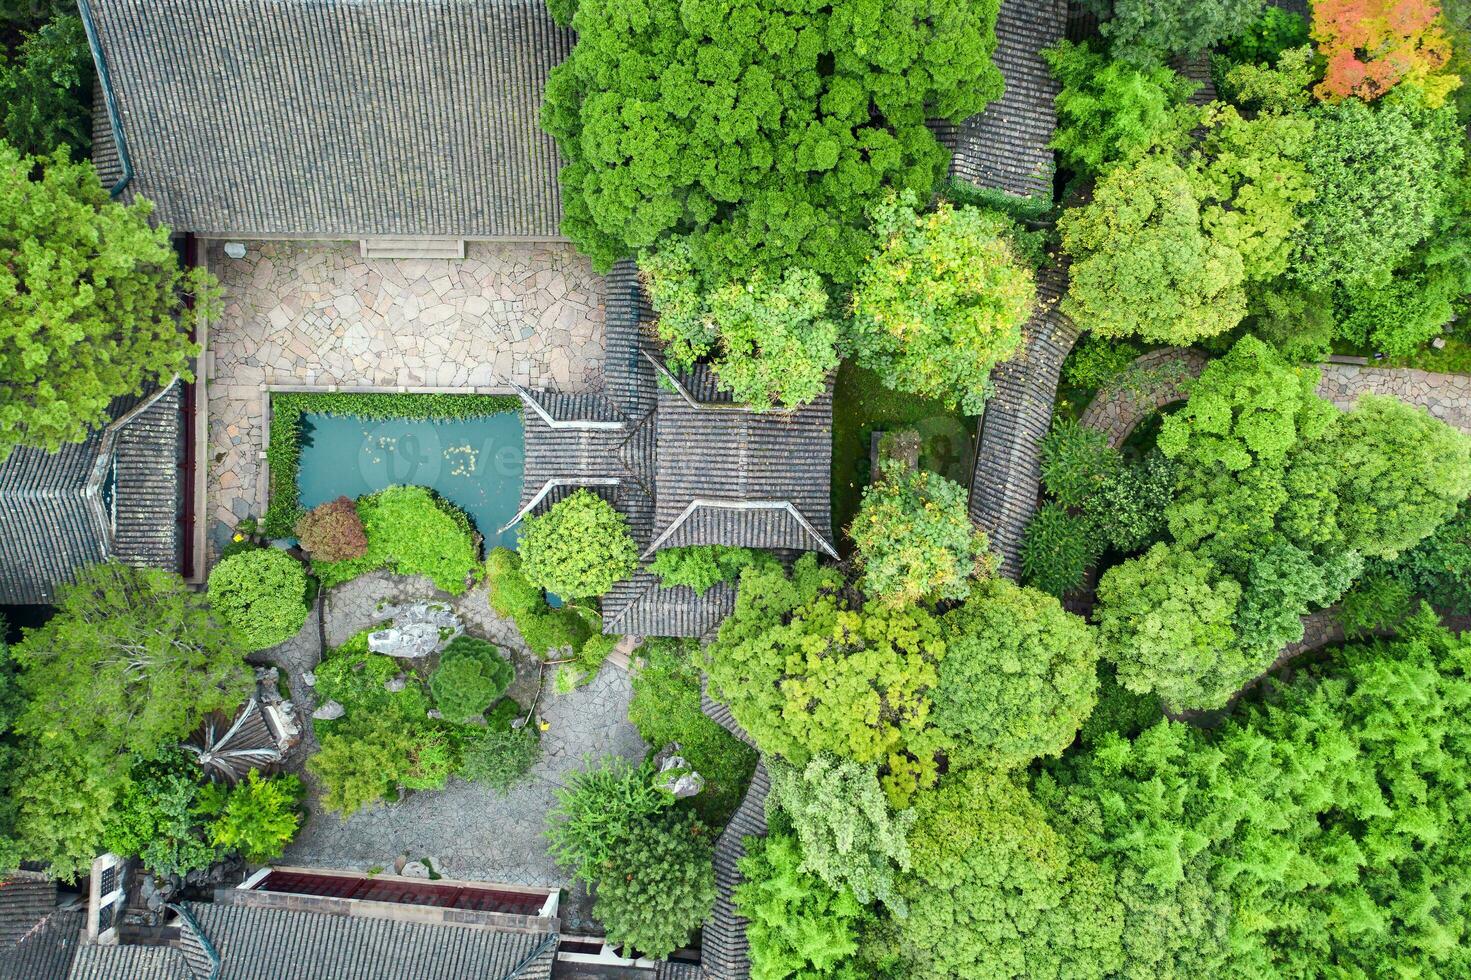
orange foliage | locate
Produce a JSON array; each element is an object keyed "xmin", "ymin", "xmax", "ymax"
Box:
[{"xmin": 1311, "ymin": 0, "xmax": 1458, "ymax": 101}]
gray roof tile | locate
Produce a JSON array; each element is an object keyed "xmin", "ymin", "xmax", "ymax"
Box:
[{"xmin": 87, "ymin": 0, "xmax": 571, "ymax": 238}]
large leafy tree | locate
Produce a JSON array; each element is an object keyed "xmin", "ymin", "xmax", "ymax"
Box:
[
  {"xmin": 849, "ymin": 462, "xmax": 991, "ymax": 607},
  {"xmin": 736, "ymin": 833, "xmax": 870, "ymax": 980},
  {"xmin": 13, "ymin": 563, "xmax": 253, "ymax": 766},
  {"xmin": 518, "ymin": 488, "xmax": 638, "ymax": 599},
  {"xmin": 1094, "ymin": 543, "xmax": 1245, "ymax": 711},
  {"xmin": 934, "ymin": 580, "xmax": 1099, "ymax": 768},
  {"xmin": 1293, "ymin": 89, "xmax": 1462, "ymax": 292},
  {"xmin": 1044, "ymin": 40, "xmax": 1199, "ymax": 177},
  {"xmin": 0, "ymin": 15, "xmax": 92, "ymax": 157},
  {"xmin": 766, "ymin": 754, "xmax": 914, "ymax": 911},
  {"xmin": 1048, "ymin": 614, "xmax": 1471, "ymax": 977},
  {"xmin": 703, "ymin": 555, "xmax": 947, "ymax": 804},
  {"xmin": 541, "ymin": 0, "xmax": 1004, "ymax": 286},
  {"xmin": 1060, "ymin": 155, "xmax": 1246, "ymax": 344},
  {"xmin": 1311, "ymin": 0, "xmax": 1457, "ymax": 103},
  {"xmin": 641, "ymin": 243, "xmax": 839, "ymax": 410},
  {"xmin": 1103, "ymin": 0, "xmax": 1267, "ymax": 65},
  {"xmin": 848, "ymin": 195, "xmax": 1035, "ymax": 414},
  {"xmin": 1188, "ymin": 105, "xmax": 1316, "ymax": 282},
  {"xmin": 0, "ymin": 145, "xmax": 216, "ymax": 464},
  {"xmin": 895, "ymin": 767, "xmax": 1125, "ymax": 980}
]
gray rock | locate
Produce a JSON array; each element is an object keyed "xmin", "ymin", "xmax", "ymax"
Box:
[
  {"xmin": 302, "ymin": 671, "xmax": 316, "ymax": 687},
  {"xmin": 654, "ymin": 749, "xmax": 705, "ymax": 799},
  {"xmin": 400, "ymin": 860, "xmax": 432, "ymax": 879},
  {"xmin": 368, "ymin": 602, "xmax": 464, "ymax": 659},
  {"xmin": 427, "ymin": 709, "xmax": 444, "ymax": 720},
  {"xmin": 384, "ymin": 676, "xmax": 407, "ymax": 693},
  {"xmin": 312, "ymin": 700, "xmax": 345, "ymax": 721}
]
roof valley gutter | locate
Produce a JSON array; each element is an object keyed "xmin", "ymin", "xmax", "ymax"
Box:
[{"xmin": 77, "ymin": 0, "xmax": 134, "ymax": 198}]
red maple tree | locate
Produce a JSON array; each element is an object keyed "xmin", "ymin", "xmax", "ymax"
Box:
[{"xmin": 1311, "ymin": 0, "xmax": 1455, "ymax": 101}]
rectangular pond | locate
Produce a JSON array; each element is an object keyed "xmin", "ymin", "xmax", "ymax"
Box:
[{"xmin": 295, "ymin": 411, "xmax": 524, "ymax": 550}]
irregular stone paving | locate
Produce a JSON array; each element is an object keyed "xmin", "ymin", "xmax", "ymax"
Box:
[
  {"xmin": 204, "ymin": 239, "xmax": 606, "ymax": 553},
  {"xmin": 1079, "ymin": 349, "xmax": 1471, "ymax": 447},
  {"xmin": 274, "ymin": 572, "xmax": 646, "ymax": 894}
]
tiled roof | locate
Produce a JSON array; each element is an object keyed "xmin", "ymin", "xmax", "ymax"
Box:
[
  {"xmin": 941, "ymin": 0, "xmax": 1066, "ymax": 199},
  {"xmin": 649, "ymin": 384, "xmax": 835, "ymax": 558},
  {"xmin": 66, "ymin": 944, "xmax": 193, "ymax": 980},
  {"xmin": 85, "ymin": 0, "xmax": 571, "ymax": 239},
  {"xmin": 0, "ymin": 382, "xmax": 181, "ymax": 604},
  {"xmin": 179, "ymin": 900, "xmax": 556, "ymax": 980},
  {"xmin": 601, "ymin": 572, "xmax": 736, "ymax": 639},
  {"xmin": 968, "ymin": 266, "xmax": 1077, "ymax": 579},
  {"xmin": 0, "ymin": 875, "xmax": 77, "ymax": 980},
  {"xmin": 701, "ymin": 762, "xmax": 769, "ymax": 980}
]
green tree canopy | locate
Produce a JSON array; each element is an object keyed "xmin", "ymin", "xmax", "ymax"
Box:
[
  {"xmin": 766, "ymin": 754, "xmax": 914, "ymax": 911},
  {"xmin": 1103, "ymin": 0, "xmax": 1266, "ymax": 65},
  {"xmin": 1294, "ymin": 88, "xmax": 1463, "ymax": 292},
  {"xmin": 518, "ymin": 488, "xmax": 638, "ymax": 599},
  {"xmin": 895, "ymin": 766, "xmax": 1125, "ymax": 980},
  {"xmin": 849, "ymin": 462, "xmax": 992, "ymax": 607},
  {"xmin": 1060, "ymin": 155, "xmax": 1247, "ymax": 344},
  {"xmin": 735, "ymin": 832, "xmax": 870, "ymax": 980},
  {"xmin": 541, "ymin": 0, "xmax": 1004, "ymax": 286},
  {"xmin": 703, "ymin": 555, "xmax": 947, "ymax": 804},
  {"xmin": 1094, "ymin": 542, "xmax": 1245, "ymax": 711},
  {"xmin": 934, "ymin": 580, "xmax": 1100, "ymax": 768},
  {"xmin": 642, "ymin": 243, "xmax": 839, "ymax": 410},
  {"xmin": 848, "ymin": 195, "xmax": 1035, "ymax": 414},
  {"xmin": 1044, "ymin": 40, "xmax": 1199, "ymax": 177},
  {"xmin": 0, "ymin": 145, "xmax": 217, "ymax": 463},
  {"xmin": 0, "ymin": 15, "xmax": 92, "ymax": 157}
]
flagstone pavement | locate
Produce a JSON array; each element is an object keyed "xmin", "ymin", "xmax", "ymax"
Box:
[{"xmin": 204, "ymin": 239, "xmax": 605, "ymax": 556}]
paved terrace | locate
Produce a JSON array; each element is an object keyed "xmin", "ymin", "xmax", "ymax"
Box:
[{"xmin": 204, "ymin": 240, "xmax": 605, "ymax": 551}]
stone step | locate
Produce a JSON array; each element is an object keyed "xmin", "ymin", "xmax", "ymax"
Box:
[{"xmin": 359, "ymin": 237, "xmax": 467, "ymax": 260}]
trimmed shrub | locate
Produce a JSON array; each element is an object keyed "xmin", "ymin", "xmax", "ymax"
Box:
[
  {"xmin": 428, "ymin": 636, "xmax": 514, "ymax": 724},
  {"xmin": 315, "ymin": 486, "xmax": 480, "ymax": 593},
  {"xmin": 850, "ymin": 462, "xmax": 994, "ymax": 606},
  {"xmin": 294, "ymin": 496, "xmax": 368, "ymax": 562},
  {"xmin": 206, "ymin": 548, "xmax": 310, "ymax": 651},
  {"xmin": 518, "ymin": 489, "xmax": 637, "ymax": 599},
  {"xmin": 1020, "ymin": 504, "xmax": 1102, "ymax": 597}
]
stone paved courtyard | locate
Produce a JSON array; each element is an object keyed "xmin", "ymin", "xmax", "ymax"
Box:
[
  {"xmin": 275, "ymin": 572, "xmax": 647, "ymax": 893},
  {"xmin": 204, "ymin": 239, "xmax": 606, "ymax": 551}
]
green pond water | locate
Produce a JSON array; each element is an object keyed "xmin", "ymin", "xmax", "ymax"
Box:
[{"xmin": 296, "ymin": 412, "xmax": 525, "ymax": 550}]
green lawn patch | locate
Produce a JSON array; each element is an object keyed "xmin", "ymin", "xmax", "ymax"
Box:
[{"xmin": 830, "ymin": 361, "xmax": 976, "ymax": 552}]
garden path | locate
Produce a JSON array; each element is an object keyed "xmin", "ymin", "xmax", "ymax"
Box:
[
  {"xmin": 204, "ymin": 240, "xmax": 606, "ymax": 558},
  {"xmin": 1078, "ymin": 349, "xmax": 1471, "ymax": 447},
  {"xmin": 269, "ymin": 572, "xmax": 646, "ymax": 903}
]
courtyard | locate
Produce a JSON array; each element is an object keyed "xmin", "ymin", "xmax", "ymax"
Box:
[{"xmin": 204, "ymin": 239, "xmax": 607, "ymax": 552}]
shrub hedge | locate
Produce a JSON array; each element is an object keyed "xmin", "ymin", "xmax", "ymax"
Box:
[
  {"xmin": 205, "ymin": 548, "xmax": 311, "ymax": 651},
  {"xmin": 263, "ymin": 392, "xmax": 519, "ymax": 537}
]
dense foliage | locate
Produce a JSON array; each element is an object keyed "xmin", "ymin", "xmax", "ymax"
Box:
[
  {"xmin": 0, "ymin": 145, "xmax": 216, "ymax": 464},
  {"xmin": 736, "ymin": 833, "xmax": 870, "ymax": 980},
  {"xmin": 518, "ymin": 489, "xmax": 637, "ymax": 599},
  {"xmin": 1103, "ymin": 0, "xmax": 1267, "ymax": 65},
  {"xmin": 934, "ymin": 580, "xmax": 1099, "ymax": 768},
  {"xmin": 485, "ymin": 547, "xmax": 603, "ymax": 657},
  {"xmin": 627, "ymin": 638, "xmax": 757, "ymax": 827},
  {"xmin": 1312, "ymin": 0, "xmax": 1457, "ymax": 102},
  {"xmin": 1060, "ymin": 155, "xmax": 1247, "ymax": 344},
  {"xmin": 647, "ymin": 545, "xmax": 774, "ymax": 595},
  {"xmin": 542, "ymin": 0, "xmax": 1004, "ymax": 286},
  {"xmin": 0, "ymin": 15, "xmax": 91, "ymax": 157},
  {"xmin": 427, "ymin": 636, "xmax": 514, "ymax": 724},
  {"xmin": 642, "ymin": 246, "xmax": 839, "ymax": 410},
  {"xmin": 205, "ymin": 548, "xmax": 311, "ymax": 652},
  {"xmin": 314, "ymin": 486, "xmax": 481, "ymax": 593},
  {"xmin": 195, "ymin": 770, "xmax": 304, "ymax": 864},
  {"xmin": 849, "ymin": 195, "xmax": 1035, "ymax": 414},
  {"xmin": 704, "ymin": 556, "xmax": 946, "ymax": 804},
  {"xmin": 294, "ymin": 496, "xmax": 368, "ymax": 563},
  {"xmin": 849, "ymin": 462, "xmax": 992, "ymax": 607}
]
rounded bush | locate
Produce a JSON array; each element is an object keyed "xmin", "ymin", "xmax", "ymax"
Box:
[
  {"xmin": 518, "ymin": 489, "xmax": 638, "ymax": 599},
  {"xmin": 207, "ymin": 548, "xmax": 310, "ymax": 651},
  {"xmin": 429, "ymin": 636, "xmax": 515, "ymax": 723},
  {"xmin": 294, "ymin": 495, "xmax": 368, "ymax": 562}
]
